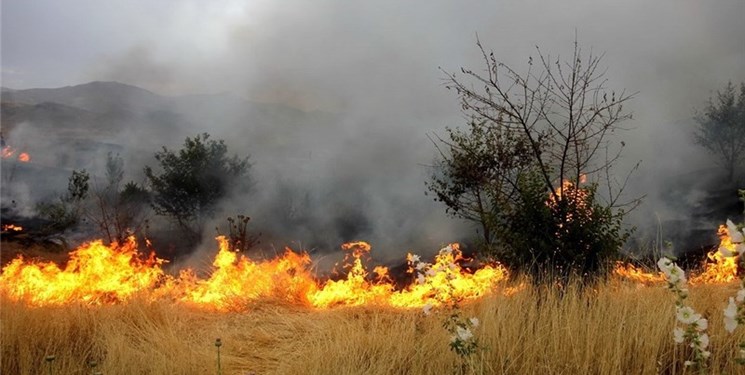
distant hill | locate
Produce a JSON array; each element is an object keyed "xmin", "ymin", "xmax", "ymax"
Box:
[
  {"xmin": 0, "ymin": 80, "xmax": 339, "ymax": 178},
  {"xmin": 1, "ymin": 81, "xmax": 166, "ymax": 114}
]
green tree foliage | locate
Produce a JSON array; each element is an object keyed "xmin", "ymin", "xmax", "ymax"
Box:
[
  {"xmin": 431, "ymin": 39, "xmax": 638, "ymax": 283},
  {"xmin": 694, "ymin": 81, "xmax": 745, "ymax": 183},
  {"xmin": 37, "ymin": 169, "xmax": 90, "ymax": 233},
  {"xmin": 144, "ymin": 133, "xmax": 251, "ymax": 239},
  {"xmin": 499, "ymin": 171, "xmax": 629, "ymax": 282},
  {"xmin": 427, "ymin": 119, "xmax": 533, "ymax": 249}
]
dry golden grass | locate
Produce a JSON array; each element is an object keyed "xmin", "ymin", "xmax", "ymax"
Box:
[{"xmin": 3, "ymin": 280, "xmax": 745, "ymax": 374}]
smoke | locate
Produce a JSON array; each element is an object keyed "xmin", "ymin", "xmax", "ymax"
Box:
[{"xmin": 3, "ymin": 0, "xmax": 745, "ymax": 259}]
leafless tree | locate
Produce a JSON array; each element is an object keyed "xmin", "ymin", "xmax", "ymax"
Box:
[{"xmin": 443, "ymin": 37, "xmax": 639, "ymax": 207}]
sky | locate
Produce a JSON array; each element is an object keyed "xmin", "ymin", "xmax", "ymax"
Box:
[{"xmin": 2, "ymin": 0, "xmax": 745, "ymax": 255}]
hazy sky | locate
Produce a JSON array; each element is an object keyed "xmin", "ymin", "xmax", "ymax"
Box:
[
  {"xmin": 2, "ymin": 0, "xmax": 744, "ymax": 253},
  {"xmin": 3, "ymin": 1, "xmax": 743, "ymax": 115}
]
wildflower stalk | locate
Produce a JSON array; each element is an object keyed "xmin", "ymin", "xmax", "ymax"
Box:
[
  {"xmin": 719, "ymin": 219, "xmax": 745, "ymax": 364},
  {"xmin": 45, "ymin": 355, "xmax": 55, "ymax": 375},
  {"xmin": 658, "ymin": 257, "xmax": 710, "ymax": 372},
  {"xmin": 409, "ymin": 245, "xmax": 481, "ymax": 374},
  {"xmin": 215, "ymin": 338, "xmax": 222, "ymax": 375}
]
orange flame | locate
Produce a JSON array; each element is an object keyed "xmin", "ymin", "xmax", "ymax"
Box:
[
  {"xmin": 2, "ymin": 146, "xmax": 14, "ymax": 159},
  {"xmin": 0, "ymin": 237, "xmax": 509, "ymax": 310},
  {"xmin": 1, "ymin": 146, "xmax": 30, "ymax": 162},
  {"xmin": 0, "ymin": 237, "xmax": 165, "ymax": 306},
  {"xmin": 690, "ymin": 225, "xmax": 739, "ymax": 284},
  {"xmin": 612, "ymin": 262, "xmax": 665, "ymax": 284},
  {"xmin": 2, "ymin": 224, "xmax": 23, "ymax": 232}
]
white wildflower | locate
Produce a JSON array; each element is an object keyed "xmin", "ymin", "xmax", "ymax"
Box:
[
  {"xmin": 726, "ymin": 219, "xmax": 744, "ymax": 243},
  {"xmin": 409, "ymin": 254, "xmax": 421, "ymax": 264},
  {"xmin": 469, "ymin": 317, "xmax": 479, "ymax": 328},
  {"xmin": 697, "ymin": 333, "xmax": 710, "ymax": 349},
  {"xmin": 422, "ymin": 303, "xmax": 433, "ymax": 316},
  {"xmin": 416, "ymin": 274, "xmax": 426, "ymax": 285},
  {"xmin": 701, "ymin": 350, "xmax": 711, "ymax": 359},
  {"xmin": 736, "ymin": 243, "xmax": 745, "ymax": 255},
  {"xmin": 425, "ymin": 268, "xmax": 437, "ymax": 277},
  {"xmin": 415, "ymin": 262, "xmax": 427, "ymax": 271},
  {"xmin": 719, "ymin": 246, "xmax": 737, "ymax": 258},
  {"xmin": 673, "ymin": 327, "xmax": 685, "ymax": 343},
  {"xmin": 668, "ymin": 265, "xmax": 686, "ymax": 284},
  {"xmin": 676, "ymin": 306, "xmax": 699, "ymax": 324},
  {"xmin": 724, "ymin": 297, "xmax": 738, "ymax": 318},
  {"xmin": 695, "ymin": 318, "xmax": 708, "ymax": 331},
  {"xmin": 657, "ymin": 258, "xmax": 673, "ymax": 275},
  {"xmin": 456, "ymin": 326, "xmax": 473, "ymax": 341},
  {"xmin": 724, "ymin": 297, "xmax": 739, "ymax": 333},
  {"xmin": 440, "ymin": 245, "xmax": 453, "ymax": 255},
  {"xmin": 736, "ymin": 288, "xmax": 745, "ymax": 303},
  {"xmin": 725, "ymin": 316, "xmax": 738, "ymax": 333}
]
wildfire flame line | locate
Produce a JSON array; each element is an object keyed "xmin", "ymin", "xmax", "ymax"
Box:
[
  {"xmin": 0, "ymin": 237, "xmax": 509, "ymax": 310},
  {"xmin": 2, "ymin": 222, "xmax": 741, "ymax": 309}
]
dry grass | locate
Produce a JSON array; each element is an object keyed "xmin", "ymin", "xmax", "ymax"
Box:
[{"xmin": 3, "ymin": 280, "xmax": 745, "ymax": 374}]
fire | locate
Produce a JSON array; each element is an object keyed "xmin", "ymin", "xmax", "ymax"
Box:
[
  {"xmin": 0, "ymin": 237, "xmax": 509, "ymax": 310},
  {"xmin": 1, "ymin": 224, "xmax": 23, "ymax": 232},
  {"xmin": 1, "ymin": 146, "xmax": 13, "ymax": 159},
  {"xmin": 0, "ymin": 237, "xmax": 166, "ymax": 306},
  {"xmin": 690, "ymin": 224, "xmax": 740, "ymax": 284},
  {"xmin": 3, "ymin": 221, "xmax": 742, "ymax": 310},
  {"xmin": 1, "ymin": 146, "xmax": 30, "ymax": 162},
  {"xmin": 612, "ymin": 262, "xmax": 665, "ymax": 284}
]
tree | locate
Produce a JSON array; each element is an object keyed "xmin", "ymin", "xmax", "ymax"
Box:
[
  {"xmin": 693, "ymin": 81, "xmax": 745, "ymax": 183},
  {"xmin": 426, "ymin": 119, "xmax": 533, "ymax": 250},
  {"xmin": 87, "ymin": 152, "xmax": 151, "ymax": 244},
  {"xmin": 37, "ymin": 169, "xmax": 90, "ymax": 233},
  {"xmin": 431, "ymin": 38, "xmax": 638, "ymax": 282},
  {"xmin": 144, "ymin": 133, "xmax": 251, "ymax": 239}
]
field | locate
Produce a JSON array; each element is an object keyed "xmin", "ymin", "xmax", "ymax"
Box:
[{"xmin": 4, "ymin": 279, "xmax": 745, "ymax": 375}]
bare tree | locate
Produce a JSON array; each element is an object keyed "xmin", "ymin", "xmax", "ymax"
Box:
[
  {"xmin": 693, "ymin": 81, "xmax": 745, "ymax": 183},
  {"xmin": 87, "ymin": 153, "xmax": 151, "ymax": 244},
  {"xmin": 443, "ymin": 37, "xmax": 637, "ymax": 206},
  {"xmin": 431, "ymin": 37, "xmax": 640, "ymax": 281}
]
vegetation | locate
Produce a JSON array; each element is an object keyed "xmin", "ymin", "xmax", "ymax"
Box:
[
  {"xmin": 87, "ymin": 153, "xmax": 151, "ymax": 244},
  {"xmin": 144, "ymin": 133, "xmax": 251, "ymax": 240},
  {"xmin": 693, "ymin": 81, "xmax": 745, "ymax": 183},
  {"xmin": 430, "ymin": 38, "xmax": 638, "ymax": 282},
  {"xmin": 4, "ymin": 280, "xmax": 745, "ymax": 375},
  {"xmin": 36, "ymin": 169, "xmax": 90, "ymax": 233},
  {"xmin": 216, "ymin": 214, "xmax": 260, "ymax": 252}
]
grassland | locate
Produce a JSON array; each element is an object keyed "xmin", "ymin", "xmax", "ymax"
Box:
[{"xmin": 3, "ymin": 279, "xmax": 745, "ymax": 375}]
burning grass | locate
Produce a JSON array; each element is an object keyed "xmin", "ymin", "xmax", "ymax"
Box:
[
  {"xmin": 3, "ymin": 281, "xmax": 745, "ymax": 374},
  {"xmin": 2, "ymin": 224, "xmax": 745, "ymax": 373}
]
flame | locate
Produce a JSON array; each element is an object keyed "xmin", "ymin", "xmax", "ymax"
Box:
[
  {"xmin": 0, "ymin": 237, "xmax": 166, "ymax": 306},
  {"xmin": 0, "ymin": 237, "xmax": 509, "ymax": 310},
  {"xmin": 2, "ymin": 221, "xmax": 740, "ymax": 310},
  {"xmin": 690, "ymin": 225, "xmax": 739, "ymax": 284},
  {"xmin": 1, "ymin": 146, "xmax": 30, "ymax": 162},
  {"xmin": 2, "ymin": 224, "xmax": 23, "ymax": 232},
  {"xmin": 1, "ymin": 146, "xmax": 13, "ymax": 158},
  {"xmin": 612, "ymin": 262, "xmax": 665, "ymax": 284}
]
